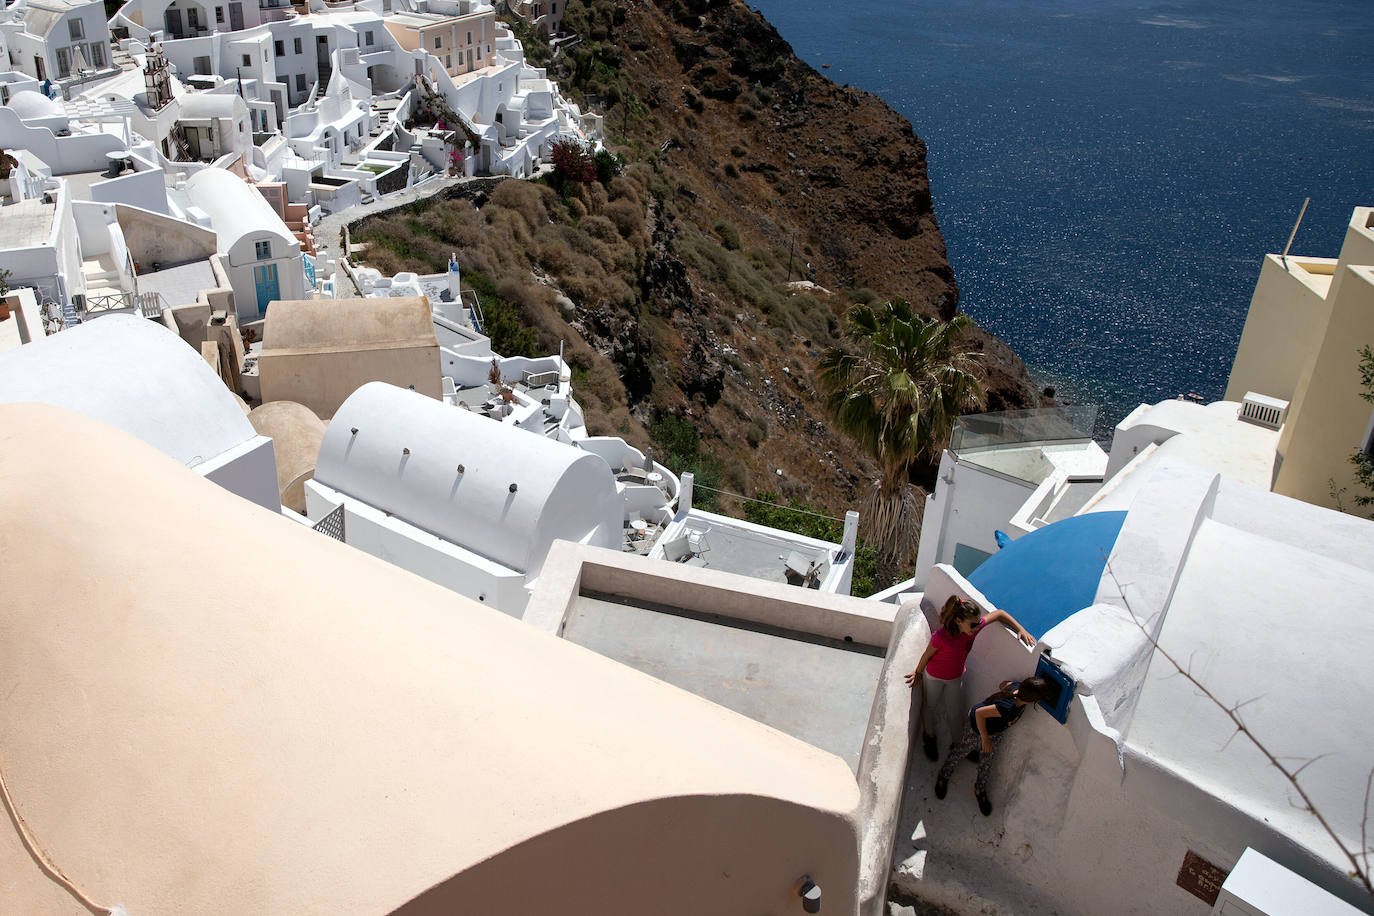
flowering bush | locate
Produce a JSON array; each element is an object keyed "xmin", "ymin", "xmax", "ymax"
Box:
[{"xmin": 550, "ymin": 138, "xmax": 596, "ymax": 186}]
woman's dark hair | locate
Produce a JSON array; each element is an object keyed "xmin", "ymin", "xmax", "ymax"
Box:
[
  {"xmin": 1006, "ymin": 676, "xmax": 1054, "ymax": 705},
  {"xmin": 938, "ymin": 596, "xmax": 981, "ymax": 637}
]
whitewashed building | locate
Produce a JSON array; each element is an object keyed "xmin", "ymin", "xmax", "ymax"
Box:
[
  {"xmin": 304, "ymin": 381, "xmax": 623, "ymax": 616},
  {"xmin": 0, "ymin": 313, "xmax": 279, "ymax": 508},
  {"xmin": 1, "ymin": 0, "xmax": 111, "ymax": 82},
  {"xmin": 183, "ymin": 166, "xmax": 303, "ymax": 320}
]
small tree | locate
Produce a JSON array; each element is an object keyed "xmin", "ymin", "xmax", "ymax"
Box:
[
  {"xmin": 549, "ymin": 138, "xmax": 595, "ymax": 192},
  {"xmin": 593, "ymin": 147, "xmax": 623, "ymax": 184},
  {"xmin": 1348, "ymin": 345, "xmax": 1374, "ymax": 516},
  {"xmin": 817, "ymin": 300, "xmax": 985, "ymax": 564}
]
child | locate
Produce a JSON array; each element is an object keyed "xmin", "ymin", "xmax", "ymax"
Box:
[
  {"xmin": 904, "ymin": 596, "xmax": 1035, "ymax": 761},
  {"xmin": 935, "ymin": 677, "xmax": 1056, "ymax": 815}
]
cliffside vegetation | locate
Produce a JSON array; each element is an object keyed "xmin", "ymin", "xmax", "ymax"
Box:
[{"xmin": 353, "ymin": 0, "xmax": 1047, "ymax": 587}]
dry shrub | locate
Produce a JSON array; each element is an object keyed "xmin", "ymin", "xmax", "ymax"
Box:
[
  {"xmin": 495, "ymin": 275, "xmax": 554, "ymax": 316},
  {"xmin": 603, "ymin": 198, "xmax": 644, "ymax": 241},
  {"xmin": 559, "ymin": 271, "xmax": 603, "ymax": 307},
  {"xmin": 537, "ymin": 237, "xmax": 575, "ymax": 273},
  {"xmin": 624, "ymin": 161, "xmax": 653, "ymax": 194},
  {"xmin": 574, "ymin": 181, "xmax": 609, "ymax": 215},
  {"xmin": 366, "ymin": 247, "xmax": 404, "ymax": 275},
  {"xmin": 607, "ymin": 175, "xmax": 642, "ymax": 207},
  {"xmin": 583, "ymin": 360, "xmax": 625, "ymax": 408},
  {"xmin": 568, "ymin": 197, "xmax": 588, "ymax": 219},
  {"xmin": 484, "ymin": 207, "xmax": 533, "ymax": 249},
  {"xmin": 580, "ymin": 214, "xmax": 620, "ymax": 245},
  {"xmin": 605, "ymin": 275, "xmax": 636, "ymax": 309},
  {"xmin": 489, "ymin": 179, "xmax": 549, "ymax": 232}
]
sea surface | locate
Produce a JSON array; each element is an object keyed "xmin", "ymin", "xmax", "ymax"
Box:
[{"xmin": 747, "ymin": 0, "xmax": 1374, "ymax": 436}]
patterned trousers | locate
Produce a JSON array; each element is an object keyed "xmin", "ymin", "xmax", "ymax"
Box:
[{"xmin": 938, "ymin": 725, "xmax": 998, "ymax": 794}]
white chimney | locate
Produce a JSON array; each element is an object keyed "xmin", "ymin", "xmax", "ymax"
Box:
[{"xmin": 447, "ymin": 253, "xmax": 460, "ymax": 300}]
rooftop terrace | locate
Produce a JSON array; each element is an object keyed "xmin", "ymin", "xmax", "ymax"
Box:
[{"xmin": 563, "ymin": 593, "xmax": 885, "ymax": 772}]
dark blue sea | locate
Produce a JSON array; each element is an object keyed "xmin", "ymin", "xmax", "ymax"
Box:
[{"xmin": 747, "ymin": 0, "xmax": 1374, "ymax": 435}]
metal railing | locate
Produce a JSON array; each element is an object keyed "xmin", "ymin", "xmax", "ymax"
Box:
[
  {"xmin": 84, "ymin": 290, "xmax": 135, "ymax": 314},
  {"xmin": 312, "ymin": 505, "xmax": 346, "ymax": 542}
]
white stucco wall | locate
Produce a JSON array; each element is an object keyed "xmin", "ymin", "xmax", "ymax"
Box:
[
  {"xmin": 898, "ymin": 468, "xmax": 1374, "ymax": 914},
  {"xmin": 305, "ymin": 478, "xmax": 531, "ymax": 615},
  {"xmin": 914, "ymin": 450, "xmax": 1035, "ymax": 587}
]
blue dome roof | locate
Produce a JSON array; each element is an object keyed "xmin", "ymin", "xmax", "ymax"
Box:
[{"xmin": 968, "ymin": 510, "xmax": 1127, "ymax": 638}]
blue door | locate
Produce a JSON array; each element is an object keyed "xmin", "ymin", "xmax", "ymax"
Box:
[{"xmin": 253, "ymin": 263, "xmax": 279, "ymax": 314}]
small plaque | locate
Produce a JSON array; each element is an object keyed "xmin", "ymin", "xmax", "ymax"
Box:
[{"xmin": 1176, "ymin": 849, "xmax": 1228, "ymax": 905}]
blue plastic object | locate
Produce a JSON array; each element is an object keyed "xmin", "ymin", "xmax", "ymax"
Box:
[
  {"xmin": 968, "ymin": 510, "xmax": 1127, "ymax": 637},
  {"xmin": 1035, "ymin": 653, "xmax": 1075, "ymax": 724}
]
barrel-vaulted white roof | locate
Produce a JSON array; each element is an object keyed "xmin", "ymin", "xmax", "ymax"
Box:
[
  {"xmin": 315, "ymin": 383, "xmax": 621, "ymax": 574},
  {"xmin": 179, "ymin": 92, "xmax": 248, "ymax": 120},
  {"xmin": 0, "ymin": 402, "xmax": 862, "ymax": 915},
  {"xmin": 0, "ymin": 314, "xmax": 255, "ymax": 467},
  {"xmin": 184, "ymin": 167, "xmax": 295, "ymax": 253}
]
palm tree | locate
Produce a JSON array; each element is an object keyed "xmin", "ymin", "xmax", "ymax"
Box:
[{"xmin": 817, "ymin": 299, "xmax": 985, "ymax": 562}]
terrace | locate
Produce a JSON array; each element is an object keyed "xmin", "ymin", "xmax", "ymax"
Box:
[{"xmin": 522, "ymin": 539, "xmax": 921, "ymax": 915}]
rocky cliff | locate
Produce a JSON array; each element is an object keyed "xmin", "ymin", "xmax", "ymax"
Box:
[
  {"xmin": 553, "ymin": 0, "xmax": 1044, "ymax": 493},
  {"xmin": 356, "ymin": 0, "xmax": 1046, "ymax": 562}
]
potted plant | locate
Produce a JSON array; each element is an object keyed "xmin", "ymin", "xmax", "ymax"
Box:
[{"xmin": 0, "ymin": 149, "xmax": 20, "ymax": 199}]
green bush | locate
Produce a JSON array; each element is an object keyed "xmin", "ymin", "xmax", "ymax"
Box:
[
  {"xmin": 712, "ymin": 218, "xmax": 741, "ymax": 251},
  {"xmin": 740, "ymin": 491, "xmax": 878, "ymax": 597}
]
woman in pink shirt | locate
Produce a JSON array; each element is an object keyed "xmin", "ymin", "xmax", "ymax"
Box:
[{"xmin": 904, "ymin": 596, "xmax": 1035, "ymax": 761}]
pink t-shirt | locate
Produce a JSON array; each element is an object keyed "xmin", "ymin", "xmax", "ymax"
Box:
[{"xmin": 925, "ymin": 619, "xmax": 985, "ymax": 680}]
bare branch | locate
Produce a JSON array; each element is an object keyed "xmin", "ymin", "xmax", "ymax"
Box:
[
  {"xmin": 1100, "ymin": 563, "xmax": 1373, "ymax": 896},
  {"xmin": 1291, "ymin": 754, "xmax": 1335, "ymax": 779}
]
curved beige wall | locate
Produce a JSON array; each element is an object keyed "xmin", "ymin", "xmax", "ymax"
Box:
[
  {"xmin": 249, "ymin": 399, "xmax": 326, "ymax": 512},
  {"xmin": 0, "ymin": 403, "xmax": 861, "ymax": 916},
  {"xmin": 395, "ymin": 796, "xmax": 858, "ymax": 915}
]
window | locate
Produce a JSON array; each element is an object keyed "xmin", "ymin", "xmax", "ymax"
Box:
[
  {"xmin": 255, "ymin": 240, "xmax": 272, "ymax": 260},
  {"xmin": 466, "ymin": 30, "xmax": 471, "ymax": 44},
  {"xmin": 68, "ymin": 18, "xmax": 84, "ymax": 40},
  {"xmin": 364, "ymin": 30, "xmax": 374, "ymax": 46},
  {"xmin": 187, "ymin": 7, "xmax": 200, "ymax": 29},
  {"xmin": 293, "ymin": 37, "xmax": 302, "ymax": 54},
  {"xmin": 90, "ymin": 43, "xmax": 105, "ymax": 67},
  {"xmin": 295, "ymin": 73, "xmax": 306, "ymax": 92},
  {"xmin": 274, "ymin": 39, "xmax": 284, "ymax": 56},
  {"xmin": 216, "ymin": 6, "xmax": 224, "ymax": 22},
  {"xmin": 194, "ymin": 55, "xmax": 211, "ymax": 74},
  {"xmin": 445, "ymin": 54, "xmax": 451, "ymax": 68},
  {"xmin": 433, "ymin": 36, "xmax": 441, "ymax": 49},
  {"xmin": 56, "ymin": 47, "xmax": 71, "ymax": 77},
  {"xmin": 242, "ymin": 53, "xmax": 251, "ymax": 66}
]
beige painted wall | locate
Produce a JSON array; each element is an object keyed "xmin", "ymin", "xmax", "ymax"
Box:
[
  {"xmin": 0, "ymin": 403, "xmax": 863, "ymax": 916},
  {"xmin": 249, "ymin": 400, "xmax": 326, "ymax": 512},
  {"xmin": 1274, "ymin": 264, "xmax": 1374, "ymax": 507},
  {"xmin": 1223, "ymin": 254, "xmax": 1334, "ymax": 404},
  {"xmin": 383, "ymin": 20, "xmax": 421, "ymax": 52},
  {"xmin": 258, "ymin": 343, "xmax": 441, "ymax": 419}
]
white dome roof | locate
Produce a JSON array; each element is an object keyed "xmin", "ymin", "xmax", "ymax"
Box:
[
  {"xmin": 5, "ymin": 88, "xmax": 67, "ymax": 125},
  {"xmin": 0, "ymin": 314, "xmax": 256, "ymax": 466},
  {"xmin": 315, "ymin": 383, "xmax": 621, "ymax": 574}
]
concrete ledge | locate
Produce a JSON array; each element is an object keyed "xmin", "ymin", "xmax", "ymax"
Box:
[
  {"xmin": 526, "ymin": 540, "xmax": 898, "ymax": 648},
  {"xmin": 855, "ymin": 602, "xmax": 928, "ymax": 916}
]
